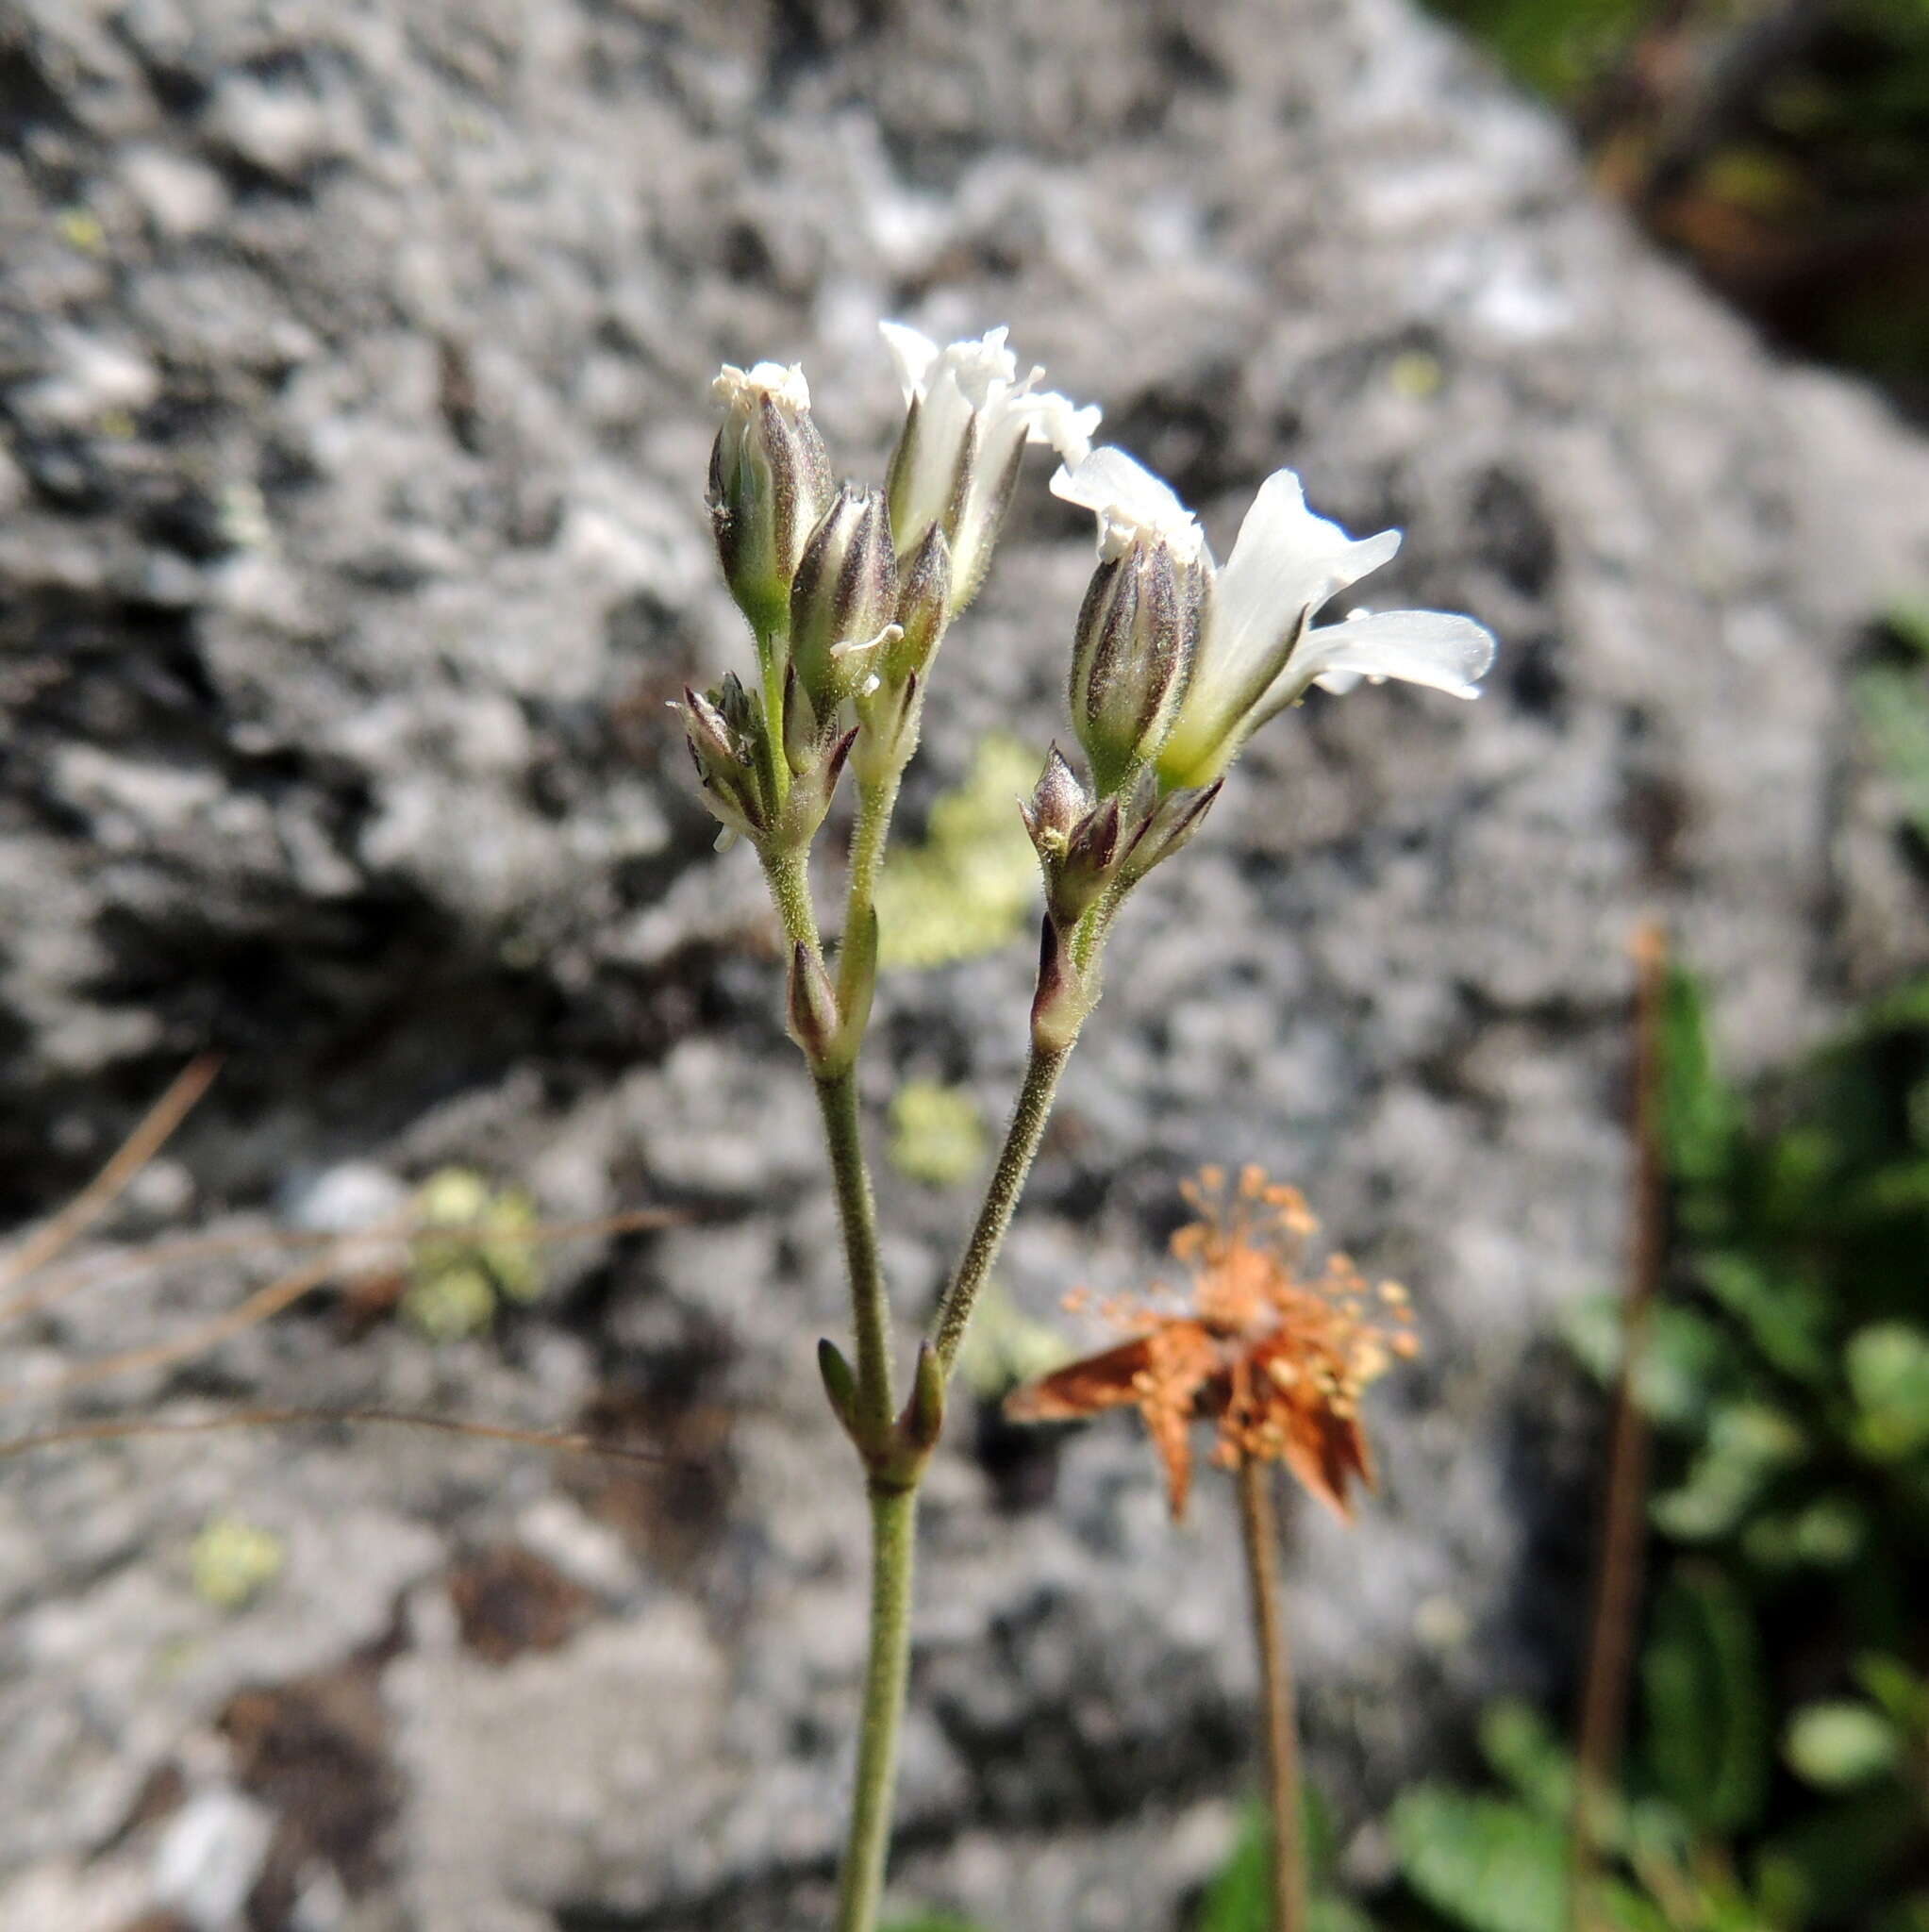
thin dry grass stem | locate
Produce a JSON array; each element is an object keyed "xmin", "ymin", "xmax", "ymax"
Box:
[
  {"xmin": 0, "ymin": 1056, "xmax": 221, "ymax": 1308},
  {"xmin": 0, "ymin": 1407, "xmax": 668, "ymax": 1466},
  {"xmin": 1570, "ymin": 919, "xmax": 1671, "ymax": 1932},
  {"xmin": 0, "ymin": 1205, "xmax": 682, "ymax": 1337},
  {"xmin": 0, "ymin": 1207, "xmax": 682, "ymax": 1405},
  {"xmin": 4, "ymin": 1242, "xmax": 380, "ymax": 1404},
  {"xmin": 1237, "ymin": 1457, "xmax": 1305, "ymax": 1932}
]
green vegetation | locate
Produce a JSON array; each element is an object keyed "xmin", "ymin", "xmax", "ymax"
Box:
[
  {"xmin": 401, "ymin": 1166, "xmax": 543, "ymax": 1340},
  {"xmin": 887, "ymin": 1080, "xmax": 989, "ymax": 1188},
  {"xmin": 1420, "ymin": 0, "xmax": 1929, "ymax": 411},
  {"xmin": 874, "ymin": 735, "xmax": 1043, "ymax": 970}
]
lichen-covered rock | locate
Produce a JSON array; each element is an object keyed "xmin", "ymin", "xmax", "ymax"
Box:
[{"xmin": 2, "ymin": 0, "xmax": 1926, "ymax": 1927}]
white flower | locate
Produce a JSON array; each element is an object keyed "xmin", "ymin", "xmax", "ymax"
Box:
[
  {"xmin": 881, "ymin": 322, "xmax": 1101, "ymax": 608},
  {"xmin": 1049, "ymin": 444, "xmax": 1205, "ymax": 567},
  {"xmin": 711, "ymin": 359, "xmax": 812, "ymax": 413},
  {"xmin": 1052, "ymin": 448, "xmax": 1496, "ymax": 788}
]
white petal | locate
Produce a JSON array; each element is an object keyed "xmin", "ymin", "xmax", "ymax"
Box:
[
  {"xmin": 1024, "ymin": 392, "xmax": 1101, "ymax": 463},
  {"xmin": 934, "ymin": 327, "xmax": 1018, "ymax": 408},
  {"xmin": 713, "ymin": 360, "xmax": 810, "ymax": 410},
  {"xmin": 1292, "ymin": 609, "xmax": 1498, "ymax": 702},
  {"xmin": 1216, "ymin": 470, "xmax": 1401, "ymax": 684},
  {"xmin": 1050, "ymin": 446, "xmax": 1204, "ymax": 562},
  {"xmin": 879, "ymin": 321, "xmax": 939, "ymax": 400}
]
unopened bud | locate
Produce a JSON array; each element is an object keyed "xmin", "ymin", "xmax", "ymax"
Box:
[
  {"xmin": 790, "ymin": 485, "xmax": 898, "ymax": 711},
  {"xmin": 782, "ymin": 662, "xmax": 819, "ymax": 776},
  {"xmin": 1122, "ymin": 777, "xmax": 1223, "ymax": 884},
  {"xmin": 678, "ymin": 679, "xmax": 766, "ymax": 844},
  {"xmin": 772, "ymin": 724, "xmax": 858, "ymax": 854},
  {"xmin": 786, "ymin": 941, "xmax": 844, "ymax": 1073},
  {"xmin": 886, "ymin": 525, "xmax": 952, "ymax": 683},
  {"xmin": 1068, "ymin": 536, "xmax": 1204, "ymax": 795},
  {"xmin": 1030, "ymin": 914, "xmax": 1093, "ymax": 1053},
  {"xmin": 1019, "ymin": 745, "xmax": 1091, "ymax": 859},
  {"xmin": 707, "ymin": 362, "xmax": 834, "ymax": 641}
]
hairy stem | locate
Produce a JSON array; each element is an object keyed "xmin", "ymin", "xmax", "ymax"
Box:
[
  {"xmin": 762, "ymin": 846, "xmax": 823, "ymax": 958},
  {"xmin": 1238, "ymin": 1459, "xmax": 1305, "ymax": 1932},
  {"xmin": 816, "ymin": 1066, "xmax": 895, "ymax": 1439},
  {"xmin": 835, "ymin": 1481, "xmax": 919, "ymax": 1932},
  {"xmin": 929, "ymin": 1039, "xmax": 1072, "ymax": 1376},
  {"xmin": 840, "ymin": 772, "xmax": 900, "ymax": 1009}
]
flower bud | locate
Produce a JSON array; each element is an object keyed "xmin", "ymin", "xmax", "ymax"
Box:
[
  {"xmin": 786, "ymin": 941, "xmax": 844, "ymax": 1073},
  {"xmin": 1122, "ymin": 777, "xmax": 1223, "ymax": 885},
  {"xmin": 1018, "ymin": 744, "xmax": 1091, "ymax": 859},
  {"xmin": 772, "ymin": 724, "xmax": 858, "ymax": 854},
  {"xmin": 789, "ymin": 484, "xmax": 898, "ymax": 712},
  {"xmin": 885, "ymin": 525, "xmax": 951, "ymax": 684},
  {"xmin": 1068, "ymin": 536, "xmax": 1205, "ymax": 795},
  {"xmin": 1021, "ymin": 750, "xmax": 1124, "ymax": 930},
  {"xmin": 707, "ymin": 362, "xmax": 834, "ymax": 641},
  {"xmin": 1030, "ymin": 914, "xmax": 1093, "ymax": 1054},
  {"xmin": 678, "ymin": 677, "xmax": 766, "ymax": 846}
]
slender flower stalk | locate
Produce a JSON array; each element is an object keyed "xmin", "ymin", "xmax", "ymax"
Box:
[
  {"xmin": 1238, "ymin": 1457, "xmax": 1305, "ymax": 1932},
  {"xmin": 1570, "ymin": 921, "xmax": 1671, "ymax": 1932}
]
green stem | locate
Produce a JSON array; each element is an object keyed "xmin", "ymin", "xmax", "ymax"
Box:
[
  {"xmin": 929, "ymin": 1039, "xmax": 1073, "ymax": 1376},
  {"xmin": 759, "ymin": 633, "xmax": 790, "ymax": 814},
  {"xmin": 840, "ymin": 773, "xmax": 898, "ymax": 1008},
  {"xmin": 1237, "ymin": 1458, "xmax": 1305, "ymax": 1932},
  {"xmin": 816, "ymin": 1066, "xmax": 894, "ymax": 1440},
  {"xmin": 835, "ymin": 1482, "xmax": 919, "ymax": 1932},
  {"xmin": 762, "ymin": 846, "xmax": 823, "ymax": 958}
]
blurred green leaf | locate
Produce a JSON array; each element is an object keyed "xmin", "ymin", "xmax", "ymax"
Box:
[
  {"xmin": 1478, "ymin": 1701, "xmax": 1573, "ymax": 1821},
  {"xmin": 1562, "ymin": 1296, "xmax": 1729, "ymax": 1431},
  {"xmin": 1740, "ymin": 1494, "xmax": 1867, "ymax": 1571},
  {"xmin": 1855, "ymin": 663, "xmax": 1929, "ymax": 841},
  {"xmin": 1194, "ymin": 1796, "xmax": 1358, "ymax": 1932},
  {"xmin": 1846, "ymin": 1323, "xmax": 1929, "ymax": 1459},
  {"xmin": 1697, "ymin": 1253, "xmax": 1831, "ymax": 1383},
  {"xmin": 1390, "ymin": 1787, "xmax": 1564, "ymax": 1932},
  {"xmin": 1755, "ymin": 1785, "xmax": 1921, "ymax": 1921},
  {"xmin": 1854, "ymin": 1653, "xmax": 1929, "ymax": 1733},
  {"xmin": 1639, "ymin": 1567, "xmax": 1770, "ymax": 1835},
  {"xmin": 1659, "ymin": 968, "xmax": 1741, "ymax": 1190},
  {"xmin": 1651, "ymin": 1405, "xmax": 1804, "ymax": 1542},
  {"xmin": 1783, "ymin": 1702, "xmax": 1902, "ymax": 1790}
]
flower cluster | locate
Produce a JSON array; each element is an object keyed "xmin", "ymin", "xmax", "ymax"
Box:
[
  {"xmin": 687, "ymin": 332, "xmax": 1097, "ymax": 854},
  {"xmin": 1005, "ymin": 1166, "xmax": 1419, "ymax": 1522},
  {"xmin": 681, "ymin": 322, "xmax": 1495, "ymax": 1076}
]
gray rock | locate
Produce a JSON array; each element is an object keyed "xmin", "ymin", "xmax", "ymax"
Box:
[{"xmin": 2, "ymin": 0, "xmax": 1926, "ymax": 1927}]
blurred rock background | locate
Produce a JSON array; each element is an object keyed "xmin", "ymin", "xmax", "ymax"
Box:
[{"xmin": 1, "ymin": 1, "xmax": 1926, "ymax": 1928}]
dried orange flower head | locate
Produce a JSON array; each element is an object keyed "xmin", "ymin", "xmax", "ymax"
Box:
[{"xmin": 1005, "ymin": 1165, "xmax": 1418, "ymax": 1522}]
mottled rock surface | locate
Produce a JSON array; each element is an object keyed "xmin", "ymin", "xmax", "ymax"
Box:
[{"xmin": 3, "ymin": 0, "xmax": 1927, "ymax": 1927}]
